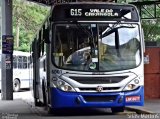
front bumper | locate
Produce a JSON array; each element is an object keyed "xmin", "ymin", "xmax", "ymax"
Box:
[{"xmin": 50, "ymin": 86, "xmax": 144, "ymax": 109}]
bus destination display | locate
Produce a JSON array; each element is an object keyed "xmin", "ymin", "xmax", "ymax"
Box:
[{"xmin": 68, "ymin": 8, "xmax": 120, "ymax": 17}]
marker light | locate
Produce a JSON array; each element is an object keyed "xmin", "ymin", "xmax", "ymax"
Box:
[{"xmin": 134, "ymin": 79, "xmax": 139, "ymax": 84}]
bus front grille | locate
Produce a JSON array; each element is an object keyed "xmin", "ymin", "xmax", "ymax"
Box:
[
  {"xmin": 79, "ymin": 87, "xmax": 120, "ymax": 91},
  {"xmin": 70, "ymin": 76, "xmax": 127, "ymax": 84},
  {"xmin": 82, "ymin": 95, "xmax": 117, "ymax": 102}
]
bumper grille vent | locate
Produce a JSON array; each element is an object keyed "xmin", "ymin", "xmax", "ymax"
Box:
[{"xmin": 83, "ymin": 95, "xmax": 117, "ymax": 102}]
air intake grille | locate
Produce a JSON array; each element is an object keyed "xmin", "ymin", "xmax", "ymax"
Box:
[
  {"xmin": 79, "ymin": 87, "xmax": 120, "ymax": 91},
  {"xmin": 70, "ymin": 76, "xmax": 127, "ymax": 84},
  {"xmin": 83, "ymin": 95, "xmax": 117, "ymax": 102}
]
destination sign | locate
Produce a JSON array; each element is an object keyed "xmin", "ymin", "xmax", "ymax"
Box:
[
  {"xmin": 52, "ymin": 4, "xmax": 139, "ymax": 22},
  {"xmin": 68, "ymin": 8, "xmax": 120, "ymax": 18}
]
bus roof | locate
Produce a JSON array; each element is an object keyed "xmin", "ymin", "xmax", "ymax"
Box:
[
  {"xmin": 13, "ymin": 51, "xmax": 30, "ymax": 56},
  {"xmin": 0, "ymin": 50, "xmax": 30, "ymax": 56}
]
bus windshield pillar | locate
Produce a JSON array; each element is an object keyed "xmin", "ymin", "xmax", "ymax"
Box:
[{"xmin": 1, "ymin": 0, "xmax": 13, "ymax": 100}]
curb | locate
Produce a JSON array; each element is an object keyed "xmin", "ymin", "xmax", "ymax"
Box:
[{"xmin": 125, "ymin": 107, "xmax": 155, "ymax": 114}]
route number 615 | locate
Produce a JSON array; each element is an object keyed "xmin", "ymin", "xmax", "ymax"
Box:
[{"xmin": 70, "ymin": 9, "xmax": 82, "ymax": 16}]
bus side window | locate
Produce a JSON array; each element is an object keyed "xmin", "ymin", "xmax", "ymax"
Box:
[
  {"xmin": 18, "ymin": 56, "xmax": 23, "ymax": 69},
  {"xmin": 28, "ymin": 56, "xmax": 31, "ymax": 68},
  {"xmin": 23, "ymin": 56, "xmax": 27, "ymax": 69},
  {"xmin": 13, "ymin": 55, "xmax": 17, "ymax": 69}
]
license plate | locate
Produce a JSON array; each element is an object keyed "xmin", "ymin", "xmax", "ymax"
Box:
[{"xmin": 126, "ymin": 96, "xmax": 140, "ymax": 102}]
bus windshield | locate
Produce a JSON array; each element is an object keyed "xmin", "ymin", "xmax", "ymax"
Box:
[{"xmin": 52, "ymin": 23, "xmax": 141, "ymax": 72}]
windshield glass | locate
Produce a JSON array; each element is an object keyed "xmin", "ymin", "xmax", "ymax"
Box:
[{"xmin": 52, "ymin": 23, "xmax": 141, "ymax": 72}]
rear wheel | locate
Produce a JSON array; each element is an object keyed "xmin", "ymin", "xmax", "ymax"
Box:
[
  {"xmin": 13, "ymin": 79, "xmax": 20, "ymax": 92},
  {"xmin": 111, "ymin": 106, "xmax": 125, "ymax": 113}
]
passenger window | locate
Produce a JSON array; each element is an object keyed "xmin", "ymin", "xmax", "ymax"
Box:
[
  {"xmin": 13, "ymin": 55, "xmax": 17, "ymax": 68},
  {"xmin": 23, "ymin": 56, "xmax": 27, "ymax": 69},
  {"xmin": 18, "ymin": 56, "xmax": 23, "ymax": 69}
]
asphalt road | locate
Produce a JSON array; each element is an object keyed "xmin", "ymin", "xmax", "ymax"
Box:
[{"xmin": 0, "ymin": 89, "xmax": 143, "ymax": 119}]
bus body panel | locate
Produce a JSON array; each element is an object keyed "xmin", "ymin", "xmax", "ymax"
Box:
[{"xmin": 50, "ymin": 86, "xmax": 144, "ymax": 109}]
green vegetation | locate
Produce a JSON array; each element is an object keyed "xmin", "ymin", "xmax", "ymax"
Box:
[
  {"xmin": 142, "ymin": 20, "xmax": 160, "ymax": 42},
  {"xmin": 140, "ymin": 0, "xmax": 160, "ymax": 42},
  {"xmin": 13, "ymin": 0, "xmax": 50, "ymax": 52}
]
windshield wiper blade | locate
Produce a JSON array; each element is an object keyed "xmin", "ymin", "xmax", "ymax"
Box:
[{"xmin": 102, "ymin": 25, "xmax": 135, "ymax": 38}]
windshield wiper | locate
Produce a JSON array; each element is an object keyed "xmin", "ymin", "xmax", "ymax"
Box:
[{"xmin": 102, "ymin": 25, "xmax": 135, "ymax": 38}]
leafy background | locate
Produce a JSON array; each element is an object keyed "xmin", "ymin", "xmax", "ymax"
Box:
[
  {"xmin": 0, "ymin": 0, "xmax": 50, "ymax": 52},
  {"xmin": 0, "ymin": 0, "xmax": 160, "ymax": 52},
  {"xmin": 12, "ymin": 0, "xmax": 50, "ymax": 52}
]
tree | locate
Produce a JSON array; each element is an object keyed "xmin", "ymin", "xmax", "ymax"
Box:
[
  {"xmin": 142, "ymin": 20, "xmax": 160, "ymax": 41},
  {"xmin": 13, "ymin": 0, "xmax": 50, "ymax": 52}
]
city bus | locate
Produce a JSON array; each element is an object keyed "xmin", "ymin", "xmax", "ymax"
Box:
[
  {"xmin": 31, "ymin": 2, "xmax": 145, "ymax": 113},
  {"xmin": 0, "ymin": 50, "xmax": 31, "ymax": 92}
]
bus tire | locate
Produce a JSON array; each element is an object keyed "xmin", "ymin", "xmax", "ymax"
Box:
[
  {"xmin": 13, "ymin": 79, "xmax": 20, "ymax": 92},
  {"xmin": 111, "ymin": 106, "xmax": 125, "ymax": 113}
]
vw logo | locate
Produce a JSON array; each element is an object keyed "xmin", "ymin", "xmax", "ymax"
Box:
[{"xmin": 96, "ymin": 86, "xmax": 103, "ymax": 92}]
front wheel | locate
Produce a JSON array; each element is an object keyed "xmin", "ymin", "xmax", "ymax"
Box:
[
  {"xmin": 13, "ymin": 79, "xmax": 20, "ymax": 92},
  {"xmin": 111, "ymin": 106, "xmax": 125, "ymax": 113}
]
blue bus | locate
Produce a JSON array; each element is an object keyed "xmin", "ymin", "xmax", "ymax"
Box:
[{"xmin": 31, "ymin": 2, "xmax": 145, "ymax": 113}]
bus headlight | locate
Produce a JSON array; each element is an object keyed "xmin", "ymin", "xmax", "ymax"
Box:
[
  {"xmin": 123, "ymin": 79, "xmax": 140, "ymax": 91},
  {"xmin": 56, "ymin": 79, "xmax": 76, "ymax": 92}
]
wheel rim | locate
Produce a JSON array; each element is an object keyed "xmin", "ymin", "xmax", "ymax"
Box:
[{"xmin": 14, "ymin": 80, "xmax": 20, "ymax": 91}]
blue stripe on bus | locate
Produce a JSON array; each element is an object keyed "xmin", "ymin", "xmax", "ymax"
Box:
[{"xmin": 50, "ymin": 86, "xmax": 144, "ymax": 109}]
